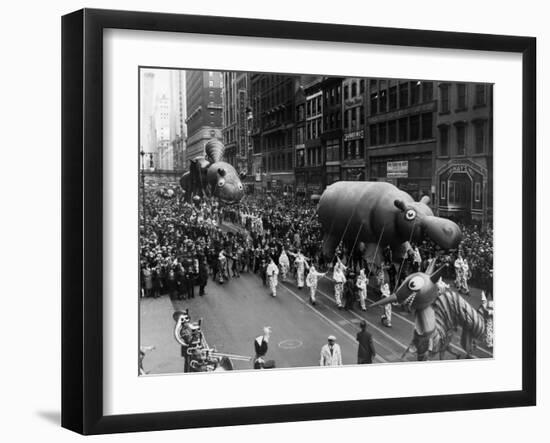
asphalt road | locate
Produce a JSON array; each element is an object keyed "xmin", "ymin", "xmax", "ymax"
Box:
[{"xmin": 139, "ymin": 268, "xmax": 492, "ymax": 375}]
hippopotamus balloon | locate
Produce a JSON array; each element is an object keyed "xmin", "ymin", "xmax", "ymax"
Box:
[
  {"xmin": 180, "ymin": 139, "xmax": 245, "ymax": 205},
  {"xmin": 317, "ymin": 181, "xmax": 462, "ymax": 263}
]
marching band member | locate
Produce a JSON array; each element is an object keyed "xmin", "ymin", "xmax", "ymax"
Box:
[
  {"xmin": 266, "ymin": 258, "xmax": 279, "ymax": 297},
  {"xmin": 380, "ymin": 282, "xmax": 392, "ymax": 327},
  {"xmin": 356, "ymin": 268, "xmax": 368, "ymax": 311},
  {"xmin": 305, "ymin": 264, "xmax": 326, "ymax": 305},
  {"xmin": 333, "ymin": 257, "xmax": 347, "ymax": 309},
  {"xmin": 278, "ymin": 249, "xmax": 290, "ymax": 282},
  {"xmin": 320, "ymin": 335, "xmax": 342, "ymax": 366}
]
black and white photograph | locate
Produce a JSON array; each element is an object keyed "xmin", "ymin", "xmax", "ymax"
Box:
[{"xmin": 138, "ymin": 68, "xmax": 494, "ymax": 375}]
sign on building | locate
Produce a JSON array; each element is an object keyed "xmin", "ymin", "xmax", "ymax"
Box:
[{"xmin": 387, "ymin": 160, "xmax": 409, "ymax": 178}]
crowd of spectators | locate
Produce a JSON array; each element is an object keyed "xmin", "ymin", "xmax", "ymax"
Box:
[{"xmin": 139, "ymin": 181, "xmax": 494, "ymax": 300}]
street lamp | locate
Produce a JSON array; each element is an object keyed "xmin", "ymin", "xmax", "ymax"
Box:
[{"xmin": 140, "ymin": 149, "xmax": 146, "ymax": 225}]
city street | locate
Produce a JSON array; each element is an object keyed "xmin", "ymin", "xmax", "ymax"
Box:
[{"xmin": 140, "ymin": 267, "xmax": 492, "ymax": 375}]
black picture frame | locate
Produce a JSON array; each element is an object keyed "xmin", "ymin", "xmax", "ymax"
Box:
[{"xmin": 62, "ymin": 8, "xmax": 536, "ymax": 435}]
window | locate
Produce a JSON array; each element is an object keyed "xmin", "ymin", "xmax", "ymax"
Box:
[
  {"xmin": 344, "ymin": 85, "xmax": 349, "ymax": 99},
  {"xmin": 457, "ymin": 84, "xmax": 467, "ymax": 109},
  {"xmin": 440, "ymin": 181, "xmax": 446, "ymax": 200},
  {"xmin": 370, "ymin": 92, "xmax": 378, "ymax": 114},
  {"xmin": 475, "ymin": 182, "xmax": 481, "ymax": 202},
  {"xmin": 326, "ymin": 139, "xmax": 340, "ymax": 162},
  {"xmin": 351, "ymin": 82, "xmax": 357, "ymax": 97},
  {"xmin": 456, "ymin": 124, "xmax": 466, "ymax": 155},
  {"xmin": 440, "ymin": 84, "xmax": 450, "ymax": 113},
  {"xmin": 422, "ymin": 82, "xmax": 433, "ymax": 102},
  {"xmin": 378, "ymin": 122, "xmax": 387, "ymax": 145},
  {"xmin": 388, "ymin": 120, "xmax": 397, "ymax": 143},
  {"xmin": 369, "ymin": 124, "xmax": 378, "ymax": 146},
  {"xmin": 360, "ymin": 106, "xmax": 365, "ymax": 125},
  {"xmin": 209, "ymin": 81, "xmax": 214, "ymax": 87},
  {"xmin": 351, "ymin": 107, "xmax": 357, "ymax": 129},
  {"xmin": 399, "ymin": 83, "xmax": 409, "ymax": 107},
  {"xmin": 421, "ymin": 113, "xmax": 433, "ymax": 139},
  {"xmin": 410, "ymin": 115, "xmax": 420, "ymax": 141},
  {"xmin": 389, "ymin": 86, "xmax": 397, "ymax": 110},
  {"xmin": 474, "ymin": 121, "xmax": 485, "ymax": 153},
  {"xmin": 475, "ymin": 84, "xmax": 486, "ymax": 106},
  {"xmin": 411, "ymin": 81, "xmax": 421, "ymax": 105},
  {"xmin": 398, "ymin": 117, "xmax": 408, "ymax": 142},
  {"xmin": 360, "ymin": 80, "xmax": 365, "ymax": 94},
  {"xmin": 379, "ymin": 89, "xmax": 387, "ymax": 112}
]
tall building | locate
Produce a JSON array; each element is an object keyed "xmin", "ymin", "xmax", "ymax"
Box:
[
  {"xmin": 170, "ymin": 70, "xmax": 187, "ymax": 171},
  {"xmin": 341, "ymin": 77, "xmax": 365, "ymax": 181},
  {"xmin": 301, "ymin": 76, "xmax": 324, "ymax": 195},
  {"xmin": 222, "ymin": 72, "xmax": 250, "ymax": 175},
  {"xmin": 366, "ymin": 78, "xmax": 437, "ymax": 202},
  {"xmin": 321, "ymin": 77, "xmax": 343, "ymax": 187},
  {"xmin": 140, "ymin": 71, "xmax": 155, "ymax": 162},
  {"xmin": 249, "ymin": 74, "xmax": 297, "ymax": 194},
  {"xmin": 185, "ymin": 70, "xmax": 223, "ymax": 162},
  {"xmin": 434, "ymin": 82, "xmax": 493, "ymax": 226},
  {"xmin": 155, "ymin": 93, "xmax": 172, "ymax": 170}
]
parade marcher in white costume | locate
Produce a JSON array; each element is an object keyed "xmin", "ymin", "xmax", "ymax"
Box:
[
  {"xmin": 380, "ymin": 282, "xmax": 392, "ymax": 327},
  {"xmin": 278, "ymin": 249, "xmax": 290, "ymax": 282},
  {"xmin": 289, "ymin": 250, "xmax": 309, "ymax": 290},
  {"xmin": 356, "ymin": 268, "xmax": 368, "ymax": 311},
  {"xmin": 266, "ymin": 258, "xmax": 279, "ymax": 297},
  {"xmin": 333, "ymin": 257, "xmax": 347, "ymax": 309},
  {"xmin": 305, "ymin": 265, "xmax": 326, "ymax": 305}
]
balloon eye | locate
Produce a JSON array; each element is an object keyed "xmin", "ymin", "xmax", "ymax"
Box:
[
  {"xmin": 238, "ymin": 183, "xmax": 243, "ymax": 190},
  {"xmin": 218, "ymin": 179, "xmax": 225, "ymax": 187},
  {"xmin": 405, "ymin": 209, "xmax": 416, "ymax": 221},
  {"xmin": 408, "ymin": 276, "xmax": 425, "ymax": 291}
]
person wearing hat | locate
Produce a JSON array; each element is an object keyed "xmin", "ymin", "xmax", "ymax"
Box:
[
  {"xmin": 356, "ymin": 269, "xmax": 368, "ymax": 311},
  {"xmin": 173, "ymin": 310, "xmax": 192, "ymax": 372},
  {"xmin": 356, "ymin": 320, "xmax": 376, "ymax": 364},
  {"xmin": 320, "ymin": 335, "xmax": 342, "ymax": 366}
]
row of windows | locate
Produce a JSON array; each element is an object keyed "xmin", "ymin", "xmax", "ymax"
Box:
[
  {"xmin": 369, "ymin": 113, "xmax": 433, "ymax": 146},
  {"xmin": 370, "ymin": 81, "xmax": 433, "ymax": 115},
  {"xmin": 438, "ymin": 121, "xmax": 487, "ymax": 156},
  {"xmin": 263, "ymin": 152, "xmax": 294, "ymax": 172},
  {"xmin": 439, "ymin": 83, "xmax": 487, "ymax": 113},
  {"xmin": 343, "ymin": 79, "xmax": 366, "ymax": 100},
  {"xmin": 295, "ymin": 147, "xmax": 324, "ymax": 168},
  {"xmin": 323, "ymin": 85, "xmax": 342, "ymax": 107},
  {"xmin": 306, "ymin": 95, "xmax": 323, "ymax": 118},
  {"xmin": 306, "ymin": 117, "xmax": 323, "ymax": 140},
  {"xmin": 440, "ymin": 181, "xmax": 482, "ymax": 203}
]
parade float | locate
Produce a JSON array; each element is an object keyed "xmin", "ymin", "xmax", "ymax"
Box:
[
  {"xmin": 369, "ymin": 262, "xmax": 493, "ymax": 360},
  {"xmin": 180, "ymin": 139, "xmax": 245, "ymax": 205},
  {"xmin": 317, "ymin": 181, "xmax": 463, "ymax": 264}
]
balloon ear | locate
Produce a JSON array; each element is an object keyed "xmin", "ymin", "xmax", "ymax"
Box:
[
  {"xmin": 420, "ymin": 195, "xmax": 431, "ymax": 205},
  {"xmin": 394, "ymin": 199, "xmax": 406, "ymax": 212},
  {"xmin": 430, "ymin": 264, "xmax": 448, "ymax": 283}
]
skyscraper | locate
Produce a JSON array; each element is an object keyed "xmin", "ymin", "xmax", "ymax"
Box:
[{"xmin": 185, "ymin": 70, "xmax": 223, "ymax": 162}]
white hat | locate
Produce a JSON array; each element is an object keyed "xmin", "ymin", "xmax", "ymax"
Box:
[{"xmin": 328, "ymin": 335, "xmax": 336, "ymax": 341}]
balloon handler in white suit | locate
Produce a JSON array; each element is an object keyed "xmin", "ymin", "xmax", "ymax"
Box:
[
  {"xmin": 305, "ymin": 265, "xmax": 327, "ymax": 306},
  {"xmin": 320, "ymin": 335, "xmax": 343, "ymax": 366},
  {"xmin": 289, "ymin": 250, "xmax": 309, "ymax": 290},
  {"xmin": 266, "ymin": 258, "xmax": 279, "ymax": 297},
  {"xmin": 356, "ymin": 269, "xmax": 369, "ymax": 311},
  {"xmin": 278, "ymin": 249, "xmax": 290, "ymax": 282}
]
